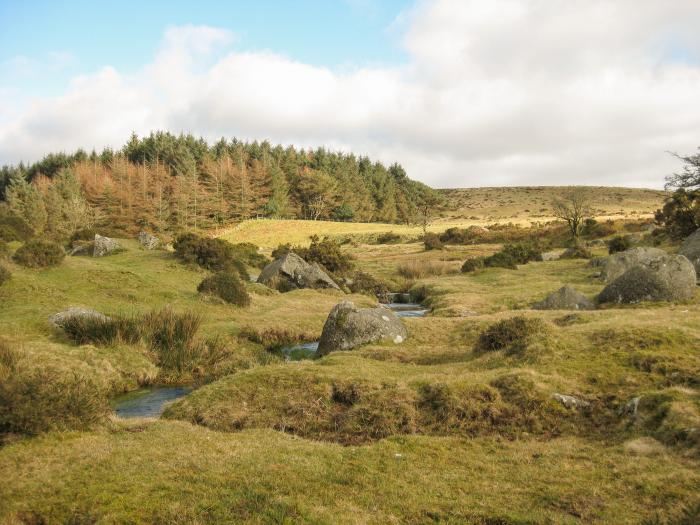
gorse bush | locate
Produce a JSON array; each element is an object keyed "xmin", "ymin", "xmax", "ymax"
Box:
[
  {"xmin": 173, "ymin": 233, "xmax": 249, "ymax": 280},
  {"xmin": 461, "ymin": 257, "xmax": 484, "ymax": 273},
  {"xmin": 12, "ymin": 239, "xmax": 65, "ymax": 268},
  {"xmin": 608, "ymin": 235, "xmax": 633, "ymax": 254},
  {"xmin": 467, "ymin": 241, "xmax": 543, "ymax": 271},
  {"xmin": 348, "ymin": 271, "xmax": 390, "ymax": 301},
  {"xmin": 272, "ymin": 236, "xmax": 354, "ymax": 275},
  {"xmin": 70, "ymin": 228, "xmax": 97, "ymax": 243},
  {"xmin": 474, "ymin": 316, "xmax": 547, "ymax": 356},
  {"xmin": 423, "ymin": 233, "xmax": 444, "ymax": 251},
  {"xmin": 0, "ymin": 342, "xmax": 108, "ymax": 435},
  {"xmin": 376, "ymin": 231, "xmax": 401, "ymax": 244},
  {"xmin": 198, "ymin": 271, "xmax": 251, "ymax": 307},
  {"xmin": 229, "ymin": 242, "xmax": 268, "ymax": 269}
]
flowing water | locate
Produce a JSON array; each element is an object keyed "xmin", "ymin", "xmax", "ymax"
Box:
[
  {"xmin": 113, "ymin": 386, "xmax": 193, "ymax": 419},
  {"xmin": 113, "ymin": 296, "xmax": 427, "ymax": 418}
]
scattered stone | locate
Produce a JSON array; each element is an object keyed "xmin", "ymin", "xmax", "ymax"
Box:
[
  {"xmin": 137, "ymin": 231, "xmax": 160, "ymax": 250},
  {"xmin": 93, "ymin": 234, "xmax": 122, "ymax": 257},
  {"xmin": 620, "ymin": 396, "xmax": 641, "ymax": 418},
  {"xmin": 533, "ymin": 285, "xmax": 595, "ymax": 311},
  {"xmin": 69, "ymin": 241, "xmax": 93, "ymax": 256},
  {"xmin": 596, "ymin": 247, "xmax": 667, "ymax": 282},
  {"xmin": 679, "ymin": 228, "xmax": 700, "ymax": 283},
  {"xmin": 552, "ymin": 393, "xmax": 590, "ymax": 409},
  {"xmin": 598, "ymin": 254, "xmax": 696, "ymax": 304},
  {"xmin": 49, "ymin": 307, "xmax": 110, "ymax": 328},
  {"xmin": 257, "ymin": 252, "xmax": 339, "ymax": 292},
  {"xmin": 316, "ymin": 300, "xmax": 408, "ymax": 356},
  {"xmin": 553, "ymin": 313, "xmax": 585, "ymax": 326},
  {"xmin": 541, "ymin": 251, "xmax": 561, "ymax": 261}
]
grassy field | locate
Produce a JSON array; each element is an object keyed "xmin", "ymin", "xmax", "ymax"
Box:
[
  {"xmin": 1, "ymin": 195, "xmax": 699, "ymax": 523},
  {"xmin": 218, "ymin": 186, "xmax": 666, "ymax": 249}
]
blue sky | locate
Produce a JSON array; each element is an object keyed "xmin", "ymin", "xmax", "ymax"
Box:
[
  {"xmin": 0, "ymin": 0, "xmax": 412, "ymax": 97},
  {"xmin": 0, "ymin": 0, "xmax": 699, "ymax": 188}
]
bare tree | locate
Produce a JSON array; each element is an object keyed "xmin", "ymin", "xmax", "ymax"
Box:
[{"xmin": 552, "ymin": 188, "xmax": 593, "ymax": 238}]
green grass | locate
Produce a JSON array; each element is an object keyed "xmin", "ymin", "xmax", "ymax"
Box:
[
  {"xmin": 0, "ymin": 422, "xmax": 697, "ymax": 524},
  {"xmin": 1, "ymin": 227, "xmax": 699, "ymax": 523}
]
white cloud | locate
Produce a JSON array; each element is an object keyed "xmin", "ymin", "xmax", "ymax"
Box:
[{"xmin": 1, "ymin": 3, "xmax": 700, "ymax": 189}]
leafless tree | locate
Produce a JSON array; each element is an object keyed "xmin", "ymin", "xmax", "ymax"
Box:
[{"xmin": 552, "ymin": 188, "xmax": 593, "ymax": 238}]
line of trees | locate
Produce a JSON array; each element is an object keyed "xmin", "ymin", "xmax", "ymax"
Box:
[{"xmin": 0, "ymin": 132, "xmax": 439, "ymax": 237}]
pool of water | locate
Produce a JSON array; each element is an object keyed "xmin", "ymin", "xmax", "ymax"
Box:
[{"xmin": 112, "ymin": 386, "xmax": 193, "ymax": 419}]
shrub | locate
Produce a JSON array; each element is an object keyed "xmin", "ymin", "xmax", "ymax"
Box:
[
  {"xmin": 70, "ymin": 228, "xmax": 97, "ymax": 243},
  {"xmin": 348, "ymin": 271, "xmax": 390, "ymax": 300},
  {"xmin": 608, "ymin": 235, "xmax": 633, "ymax": 254},
  {"xmin": 423, "ymin": 233, "xmax": 444, "ymax": 250},
  {"xmin": 481, "ymin": 241, "xmax": 542, "ymax": 270},
  {"xmin": 0, "ymin": 265, "xmax": 11, "ymax": 286},
  {"xmin": 302, "ymin": 235, "xmax": 354, "ymax": 274},
  {"xmin": 655, "ymin": 188, "xmax": 700, "ymax": 240},
  {"xmin": 0, "ymin": 239, "xmax": 8, "ymax": 259},
  {"xmin": 271, "ymin": 236, "xmax": 354, "ymax": 275},
  {"xmin": 474, "ymin": 316, "xmax": 547, "ymax": 355},
  {"xmin": 12, "ymin": 240, "xmax": 65, "ymax": 268},
  {"xmin": 198, "ymin": 271, "xmax": 251, "ymax": 307},
  {"xmin": 173, "ymin": 233, "xmax": 249, "ymax": 280},
  {"xmin": 376, "ymin": 231, "xmax": 401, "ymax": 244},
  {"xmin": 561, "ymin": 243, "xmax": 592, "ymax": 259},
  {"xmin": 0, "ymin": 211, "xmax": 33, "ymax": 241},
  {"xmin": 461, "ymin": 257, "xmax": 484, "ymax": 273},
  {"xmin": 229, "ymin": 242, "xmax": 268, "ymax": 269},
  {"xmin": 0, "ymin": 343, "xmax": 109, "ymax": 435}
]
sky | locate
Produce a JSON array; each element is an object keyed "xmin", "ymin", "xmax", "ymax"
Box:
[{"xmin": 1, "ymin": 0, "xmax": 699, "ymax": 189}]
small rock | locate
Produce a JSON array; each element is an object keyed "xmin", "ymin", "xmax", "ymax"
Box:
[
  {"xmin": 621, "ymin": 396, "xmax": 641, "ymax": 417},
  {"xmin": 93, "ymin": 234, "xmax": 122, "ymax": 257},
  {"xmin": 137, "ymin": 231, "xmax": 160, "ymax": 250},
  {"xmin": 552, "ymin": 393, "xmax": 590, "ymax": 409},
  {"xmin": 533, "ymin": 286, "xmax": 595, "ymax": 311},
  {"xmin": 541, "ymin": 251, "xmax": 561, "ymax": 262},
  {"xmin": 49, "ymin": 307, "xmax": 110, "ymax": 328}
]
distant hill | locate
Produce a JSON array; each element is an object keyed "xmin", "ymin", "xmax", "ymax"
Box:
[{"xmin": 439, "ymin": 186, "xmax": 667, "ymax": 223}]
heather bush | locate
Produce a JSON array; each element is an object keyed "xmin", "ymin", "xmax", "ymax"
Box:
[
  {"xmin": 348, "ymin": 271, "xmax": 390, "ymax": 300},
  {"xmin": 198, "ymin": 271, "xmax": 251, "ymax": 307},
  {"xmin": 13, "ymin": 239, "xmax": 65, "ymax": 268},
  {"xmin": 423, "ymin": 233, "xmax": 444, "ymax": 251},
  {"xmin": 474, "ymin": 316, "xmax": 547, "ymax": 356},
  {"xmin": 376, "ymin": 231, "xmax": 401, "ymax": 244},
  {"xmin": 608, "ymin": 235, "xmax": 633, "ymax": 254},
  {"xmin": 173, "ymin": 233, "xmax": 249, "ymax": 280},
  {"xmin": 461, "ymin": 257, "xmax": 484, "ymax": 273}
]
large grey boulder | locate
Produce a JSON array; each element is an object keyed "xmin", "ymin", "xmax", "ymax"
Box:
[
  {"xmin": 257, "ymin": 252, "xmax": 339, "ymax": 292},
  {"xmin": 317, "ymin": 301, "xmax": 408, "ymax": 356},
  {"xmin": 137, "ymin": 231, "xmax": 160, "ymax": 250},
  {"xmin": 679, "ymin": 228, "xmax": 700, "ymax": 283},
  {"xmin": 598, "ymin": 254, "xmax": 696, "ymax": 304},
  {"xmin": 49, "ymin": 307, "xmax": 110, "ymax": 328},
  {"xmin": 533, "ymin": 285, "xmax": 595, "ymax": 310},
  {"xmin": 596, "ymin": 247, "xmax": 667, "ymax": 282},
  {"xmin": 93, "ymin": 234, "xmax": 121, "ymax": 257}
]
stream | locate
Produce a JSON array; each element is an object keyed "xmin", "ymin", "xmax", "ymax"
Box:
[{"xmin": 113, "ymin": 296, "xmax": 427, "ymax": 419}]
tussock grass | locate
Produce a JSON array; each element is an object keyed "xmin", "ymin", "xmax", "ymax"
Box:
[{"xmin": 397, "ymin": 260, "xmax": 456, "ymax": 279}]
